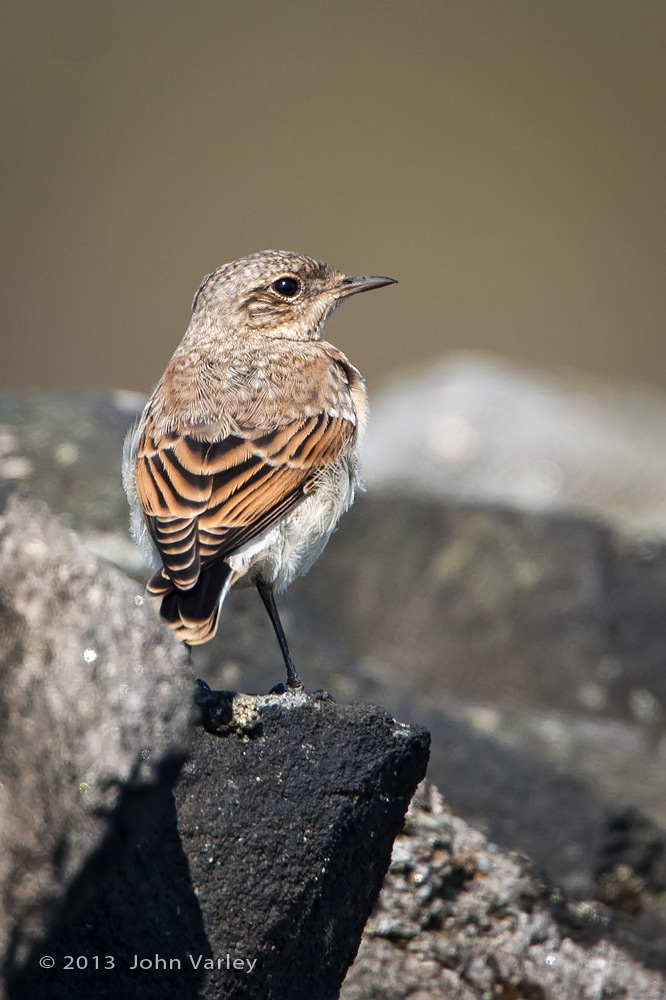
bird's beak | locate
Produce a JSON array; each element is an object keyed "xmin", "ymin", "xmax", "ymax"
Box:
[{"xmin": 335, "ymin": 274, "xmax": 398, "ymax": 299}]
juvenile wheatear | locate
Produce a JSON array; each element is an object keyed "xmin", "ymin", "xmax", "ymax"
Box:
[{"xmin": 123, "ymin": 250, "xmax": 396, "ymax": 689}]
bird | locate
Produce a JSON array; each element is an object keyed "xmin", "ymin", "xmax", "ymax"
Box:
[{"xmin": 123, "ymin": 249, "xmax": 396, "ymax": 690}]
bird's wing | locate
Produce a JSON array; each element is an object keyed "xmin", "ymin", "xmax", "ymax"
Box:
[{"xmin": 134, "ymin": 409, "xmax": 356, "ymax": 593}]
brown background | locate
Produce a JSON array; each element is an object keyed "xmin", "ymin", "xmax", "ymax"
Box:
[{"xmin": 2, "ymin": 0, "xmax": 666, "ymax": 399}]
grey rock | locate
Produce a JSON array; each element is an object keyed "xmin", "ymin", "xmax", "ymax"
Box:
[
  {"xmin": 14, "ymin": 695, "xmax": 430, "ymax": 1000},
  {"xmin": 362, "ymin": 353, "xmax": 666, "ymax": 539},
  {"xmin": 341, "ymin": 784, "xmax": 666, "ymax": 1000},
  {"xmin": 0, "ymin": 495, "xmax": 194, "ymax": 990}
]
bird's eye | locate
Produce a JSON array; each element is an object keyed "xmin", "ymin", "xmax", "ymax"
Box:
[{"xmin": 271, "ymin": 276, "xmax": 301, "ymax": 298}]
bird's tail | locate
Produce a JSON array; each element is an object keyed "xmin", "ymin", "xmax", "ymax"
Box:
[{"xmin": 146, "ymin": 561, "xmax": 234, "ymax": 645}]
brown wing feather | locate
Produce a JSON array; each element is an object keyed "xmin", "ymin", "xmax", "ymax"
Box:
[{"xmin": 134, "ymin": 411, "xmax": 355, "ymax": 593}]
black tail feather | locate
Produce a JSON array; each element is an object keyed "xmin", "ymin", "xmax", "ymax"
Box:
[{"xmin": 158, "ymin": 561, "xmax": 234, "ymax": 644}]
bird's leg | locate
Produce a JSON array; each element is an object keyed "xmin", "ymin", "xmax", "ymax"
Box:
[{"xmin": 256, "ymin": 580, "xmax": 304, "ymax": 690}]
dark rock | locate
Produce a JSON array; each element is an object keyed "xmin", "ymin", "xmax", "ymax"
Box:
[
  {"xmin": 0, "ymin": 495, "xmax": 194, "ymax": 990},
  {"xmin": 15, "ymin": 694, "xmax": 430, "ymax": 1000},
  {"xmin": 179, "ymin": 696, "xmax": 429, "ymax": 999}
]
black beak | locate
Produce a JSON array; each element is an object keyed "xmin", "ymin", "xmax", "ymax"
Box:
[{"xmin": 336, "ymin": 274, "xmax": 398, "ymax": 298}]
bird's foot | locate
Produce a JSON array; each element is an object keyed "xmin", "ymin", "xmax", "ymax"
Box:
[
  {"xmin": 285, "ymin": 662, "xmax": 304, "ymax": 691},
  {"xmin": 267, "ymin": 681, "xmax": 333, "ymax": 701},
  {"xmin": 311, "ymin": 688, "xmax": 335, "ymax": 702},
  {"xmin": 194, "ymin": 678, "xmax": 234, "ymax": 730}
]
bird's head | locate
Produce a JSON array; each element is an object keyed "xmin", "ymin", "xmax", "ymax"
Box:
[{"xmin": 191, "ymin": 249, "xmax": 396, "ymax": 341}]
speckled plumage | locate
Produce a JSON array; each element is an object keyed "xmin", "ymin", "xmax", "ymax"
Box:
[{"xmin": 123, "ymin": 249, "xmax": 396, "ymax": 686}]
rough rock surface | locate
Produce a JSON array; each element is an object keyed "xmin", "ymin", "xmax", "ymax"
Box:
[
  {"xmin": 341, "ymin": 784, "xmax": 666, "ymax": 1000},
  {"xmin": 0, "ymin": 495, "xmax": 194, "ymax": 989},
  {"xmin": 14, "ymin": 695, "xmax": 430, "ymax": 1000}
]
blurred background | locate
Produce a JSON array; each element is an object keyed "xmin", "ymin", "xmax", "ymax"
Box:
[
  {"xmin": 4, "ymin": 0, "xmax": 666, "ymax": 971},
  {"xmin": 2, "ymin": 0, "xmax": 666, "ymax": 397}
]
